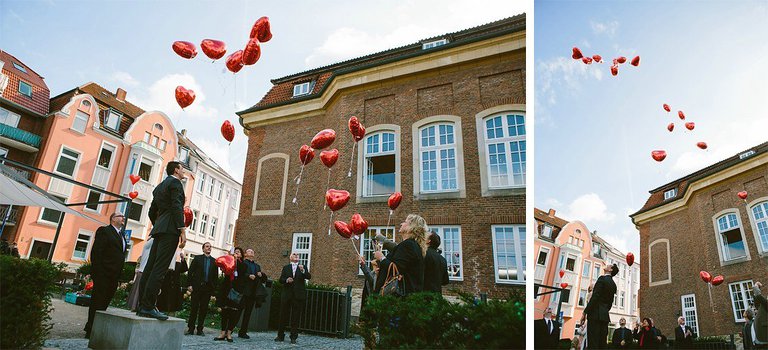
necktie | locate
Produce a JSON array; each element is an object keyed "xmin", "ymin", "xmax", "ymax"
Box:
[
  {"xmin": 547, "ymin": 320, "xmax": 551, "ymax": 333},
  {"xmin": 203, "ymin": 257, "xmax": 209, "ymax": 282}
]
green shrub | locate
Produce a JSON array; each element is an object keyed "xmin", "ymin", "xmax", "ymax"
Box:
[
  {"xmin": 77, "ymin": 262, "xmax": 135, "ymax": 282},
  {"xmin": 0, "ymin": 256, "xmax": 64, "ymax": 349},
  {"xmin": 355, "ymin": 290, "xmax": 525, "ymax": 349}
]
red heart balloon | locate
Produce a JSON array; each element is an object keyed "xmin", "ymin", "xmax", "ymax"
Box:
[
  {"xmin": 299, "ymin": 145, "xmax": 315, "ymax": 165},
  {"xmin": 129, "ymin": 174, "xmax": 141, "ymax": 185},
  {"xmin": 571, "ymin": 47, "xmax": 583, "ymax": 60},
  {"xmin": 678, "ymin": 111, "xmax": 685, "ymax": 120},
  {"xmin": 663, "ymin": 103, "xmax": 671, "ymax": 112},
  {"xmin": 667, "ymin": 123, "xmax": 674, "ymax": 132},
  {"xmin": 592, "ymin": 54, "xmax": 602, "ymax": 63},
  {"xmin": 348, "ymin": 116, "xmax": 366, "ymax": 141},
  {"xmin": 184, "ymin": 207, "xmax": 193, "ymax": 227},
  {"xmin": 129, "ymin": 191, "xmax": 138, "ymax": 199},
  {"xmin": 320, "ymin": 149, "xmax": 339, "ymax": 168},
  {"xmin": 711, "ymin": 275, "xmax": 724, "ymax": 286},
  {"xmin": 700, "ymin": 271, "xmax": 712, "ymax": 283},
  {"xmin": 249, "ymin": 16, "xmax": 273, "ymax": 43},
  {"xmin": 175, "ymin": 86, "xmax": 195, "ymax": 109},
  {"xmin": 242, "ymin": 38, "xmax": 261, "ymax": 65},
  {"xmin": 311, "ymin": 129, "xmax": 337, "ymax": 149},
  {"xmin": 631, "ymin": 55, "xmax": 640, "ymax": 66},
  {"xmin": 172, "ymin": 41, "xmax": 197, "ymax": 59},
  {"xmin": 388, "ymin": 192, "xmax": 403, "ymax": 211},
  {"xmin": 651, "ymin": 150, "xmax": 667, "ymax": 162},
  {"xmin": 85, "ymin": 281, "xmax": 94, "ymax": 291},
  {"xmin": 201, "ymin": 39, "xmax": 227, "ymax": 60},
  {"xmin": 560, "ymin": 282, "xmax": 569, "ymax": 289},
  {"xmin": 559, "ymin": 269, "xmax": 565, "ymax": 278},
  {"xmin": 216, "ymin": 254, "xmax": 236, "ymax": 276},
  {"xmin": 685, "ymin": 122, "xmax": 695, "ymax": 131},
  {"xmin": 353, "ymin": 125, "xmax": 366, "ymax": 142},
  {"xmin": 334, "ymin": 221, "xmax": 353, "ymax": 239},
  {"xmin": 581, "ymin": 56, "xmax": 593, "ymax": 65},
  {"xmin": 221, "ymin": 120, "xmax": 235, "ymax": 143},
  {"xmin": 737, "ymin": 191, "xmax": 748, "ymax": 200},
  {"xmin": 697, "ymin": 142, "xmax": 708, "ymax": 150},
  {"xmin": 349, "ymin": 213, "xmax": 369, "ymax": 235},
  {"xmin": 325, "ymin": 189, "xmax": 350, "ymax": 212},
  {"xmin": 610, "ymin": 65, "xmax": 618, "ymax": 76},
  {"xmin": 626, "ymin": 252, "xmax": 635, "ymax": 267},
  {"xmin": 225, "ymin": 50, "xmax": 244, "ymax": 73},
  {"xmin": 616, "ymin": 56, "xmax": 627, "ymax": 64}
]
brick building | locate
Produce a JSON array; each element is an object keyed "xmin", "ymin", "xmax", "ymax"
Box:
[
  {"xmin": 0, "ymin": 50, "xmax": 50, "ymax": 241},
  {"xmin": 630, "ymin": 141, "xmax": 768, "ymax": 340},
  {"xmin": 235, "ymin": 15, "xmax": 526, "ymax": 301}
]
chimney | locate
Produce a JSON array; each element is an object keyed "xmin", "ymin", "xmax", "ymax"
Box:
[
  {"xmin": 181, "ymin": 129, "xmax": 187, "ymax": 137},
  {"xmin": 548, "ymin": 208, "xmax": 556, "ymax": 218},
  {"xmin": 116, "ymin": 88, "xmax": 127, "ymax": 101}
]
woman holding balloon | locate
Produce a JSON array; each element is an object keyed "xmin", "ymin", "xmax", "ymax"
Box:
[
  {"xmin": 374, "ymin": 214, "xmax": 428, "ymax": 296},
  {"xmin": 214, "ymin": 247, "xmax": 246, "ymax": 342}
]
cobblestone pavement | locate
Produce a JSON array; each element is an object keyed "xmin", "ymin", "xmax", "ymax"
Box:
[{"xmin": 44, "ymin": 298, "xmax": 363, "ymax": 349}]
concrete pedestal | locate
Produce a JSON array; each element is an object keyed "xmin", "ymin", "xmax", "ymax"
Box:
[{"xmin": 88, "ymin": 308, "xmax": 185, "ymax": 349}]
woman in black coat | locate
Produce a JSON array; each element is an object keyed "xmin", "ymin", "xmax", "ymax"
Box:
[
  {"xmin": 157, "ymin": 251, "xmax": 188, "ymax": 315},
  {"xmin": 215, "ymin": 247, "xmax": 247, "ymax": 342},
  {"xmin": 374, "ymin": 214, "xmax": 428, "ymax": 296},
  {"xmin": 634, "ymin": 317, "xmax": 660, "ymax": 349}
]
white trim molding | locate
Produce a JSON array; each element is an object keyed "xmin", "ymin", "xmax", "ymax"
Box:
[
  {"xmin": 411, "ymin": 115, "xmax": 466, "ymax": 200},
  {"xmin": 475, "ymin": 104, "xmax": 526, "ymax": 197},
  {"xmin": 648, "ymin": 238, "xmax": 672, "ymax": 287},
  {"xmin": 746, "ymin": 196, "xmax": 768, "ymax": 257},
  {"xmin": 252, "ymin": 153, "xmax": 290, "ymax": 216},
  {"xmin": 711, "ymin": 208, "xmax": 752, "ymax": 266},
  {"xmin": 356, "ymin": 124, "xmax": 401, "ymax": 204}
]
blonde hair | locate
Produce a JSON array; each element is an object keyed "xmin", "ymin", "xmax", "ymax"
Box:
[{"xmin": 404, "ymin": 214, "xmax": 428, "ymax": 257}]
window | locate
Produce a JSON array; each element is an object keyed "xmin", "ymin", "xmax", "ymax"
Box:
[
  {"xmin": 750, "ymin": 201, "xmax": 768, "ymax": 253},
  {"xmin": 179, "ymin": 147, "xmax": 189, "ymax": 163},
  {"xmin": 359, "ymin": 227, "xmax": 395, "ymax": 274},
  {"xmin": 561, "ymin": 288, "xmax": 572, "ymax": 304},
  {"xmin": 97, "ymin": 144, "xmax": 115, "ymax": 169},
  {"xmin": 681, "ymin": 294, "xmax": 700, "ymax": 336},
  {"xmin": 12, "ymin": 62, "xmax": 27, "ymax": 73},
  {"xmin": 540, "ymin": 224, "xmax": 553, "ymax": 239},
  {"xmin": 565, "ymin": 255, "xmax": 576, "ymax": 272},
  {"xmin": 363, "ymin": 132, "xmax": 396, "ymax": 196},
  {"xmin": 419, "ymin": 124, "xmax": 457, "ymax": 192},
  {"xmin": 209, "ymin": 217, "xmax": 217, "ymax": 238},
  {"xmin": 422, "ymin": 39, "xmax": 448, "ymax": 49},
  {"xmin": 613, "ymin": 293, "xmax": 619, "ymax": 307},
  {"xmin": 716, "ymin": 213, "xmax": 747, "ymax": 261},
  {"xmin": 208, "ymin": 178, "xmax": 216, "ymax": 197},
  {"xmin": 739, "ymin": 150, "xmax": 755, "ymax": 159},
  {"xmin": 292, "ymin": 82, "xmax": 311, "ymax": 97},
  {"xmin": 153, "ymin": 123, "xmax": 164, "ymax": 136},
  {"xmin": 620, "ymin": 291, "xmax": 625, "ymax": 308},
  {"xmin": 18, "ymin": 81, "xmax": 32, "ymax": 97},
  {"xmin": 127, "ymin": 200, "xmax": 144, "ymax": 222},
  {"xmin": 217, "ymin": 183, "xmax": 224, "ymax": 202},
  {"xmin": 143, "ymin": 132, "xmax": 151, "ymax": 143},
  {"xmin": 72, "ymin": 232, "xmax": 92, "ymax": 260},
  {"xmin": 138, "ymin": 158, "xmax": 154, "ymax": 182},
  {"xmin": 79, "ymin": 100, "xmax": 91, "ymax": 110},
  {"xmin": 150, "ymin": 136, "xmax": 159, "ymax": 147},
  {"xmin": 578, "ymin": 289, "xmax": 588, "ymax": 307},
  {"xmin": 582, "ymin": 261, "xmax": 591, "ymax": 278},
  {"xmin": 226, "ymin": 224, "xmax": 233, "ymax": 243},
  {"xmin": 663, "ymin": 188, "xmax": 677, "ymax": 200},
  {"xmin": 728, "ymin": 280, "xmax": 754, "ymax": 322},
  {"xmin": 292, "ymin": 233, "xmax": 313, "ymax": 269},
  {"xmin": 72, "ymin": 111, "xmax": 89, "ymax": 133},
  {"xmin": 432, "ymin": 226, "xmax": 463, "ymax": 280},
  {"xmin": 41, "ymin": 195, "xmax": 66, "ymax": 224},
  {"xmin": 492, "ymin": 225, "xmax": 525, "ymax": 284},
  {"xmin": 197, "ymin": 172, "xmax": 206, "ymax": 192},
  {"xmin": 159, "ymin": 140, "xmax": 167, "ymax": 151},
  {"xmin": 200, "ymin": 214, "xmax": 208, "ymax": 235},
  {"xmin": 84, "ymin": 190, "xmax": 101, "ymax": 212},
  {"xmin": 54, "ymin": 148, "xmax": 80, "ymax": 177},
  {"xmin": 0, "ymin": 107, "xmax": 21, "ymax": 127},
  {"xmin": 231, "ymin": 189, "xmax": 239, "ymax": 209},
  {"xmin": 594, "ymin": 264, "xmax": 601, "ymax": 279},
  {"xmin": 105, "ymin": 109, "xmax": 122, "ymax": 131},
  {"xmin": 190, "ymin": 210, "xmax": 199, "ymax": 232},
  {"xmin": 0, "ymin": 147, "xmax": 7, "ymax": 158},
  {"xmin": 484, "ymin": 113, "xmax": 526, "ymax": 188},
  {"xmin": 536, "ymin": 247, "xmax": 549, "ymax": 266}
]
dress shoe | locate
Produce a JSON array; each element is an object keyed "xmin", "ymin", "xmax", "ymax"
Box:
[
  {"xmin": 227, "ymin": 337, "xmax": 234, "ymax": 343},
  {"xmin": 185, "ymin": 328, "xmax": 195, "ymax": 335},
  {"xmin": 137, "ymin": 308, "xmax": 169, "ymax": 321},
  {"xmin": 275, "ymin": 336, "xmax": 285, "ymax": 342},
  {"xmin": 239, "ymin": 333, "xmax": 250, "ymax": 339},
  {"xmin": 214, "ymin": 336, "xmax": 226, "ymax": 341},
  {"xmin": 196, "ymin": 329, "xmax": 205, "ymax": 336},
  {"xmin": 290, "ymin": 339, "xmax": 297, "ymax": 344}
]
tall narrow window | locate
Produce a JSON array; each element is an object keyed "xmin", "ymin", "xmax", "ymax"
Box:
[
  {"xmin": 750, "ymin": 201, "xmax": 768, "ymax": 253},
  {"xmin": 55, "ymin": 148, "xmax": 80, "ymax": 178},
  {"xmin": 492, "ymin": 225, "xmax": 525, "ymax": 284},
  {"xmin": 363, "ymin": 132, "xmax": 396, "ymax": 197},
  {"xmin": 681, "ymin": 294, "xmax": 700, "ymax": 337},
  {"xmin": 484, "ymin": 113, "xmax": 526, "ymax": 188},
  {"xmin": 72, "ymin": 111, "xmax": 89, "ymax": 133},
  {"xmin": 105, "ymin": 110, "xmax": 121, "ymax": 131},
  {"xmin": 190, "ymin": 210, "xmax": 199, "ymax": 232},
  {"xmin": 217, "ymin": 183, "xmax": 224, "ymax": 201},
  {"xmin": 138, "ymin": 158, "xmax": 154, "ymax": 182},
  {"xmin": 536, "ymin": 247, "xmax": 549, "ymax": 266},
  {"xmin": 359, "ymin": 227, "xmax": 395, "ymax": 274},
  {"xmin": 292, "ymin": 233, "xmax": 313, "ymax": 269},
  {"xmin": 582, "ymin": 261, "xmax": 591, "ymax": 278},
  {"xmin": 200, "ymin": 214, "xmax": 208, "ymax": 235},
  {"xmin": 419, "ymin": 124, "xmax": 457, "ymax": 192},
  {"xmin": 72, "ymin": 232, "xmax": 92, "ymax": 260},
  {"xmin": 127, "ymin": 200, "xmax": 144, "ymax": 222},
  {"xmin": 97, "ymin": 144, "xmax": 116, "ymax": 169},
  {"xmin": 208, "ymin": 178, "xmax": 216, "ymax": 197},
  {"xmin": 716, "ymin": 213, "xmax": 747, "ymax": 261},
  {"xmin": 209, "ymin": 217, "xmax": 217, "ymax": 238},
  {"xmin": 84, "ymin": 190, "xmax": 101, "ymax": 212},
  {"xmin": 432, "ymin": 226, "xmax": 463, "ymax": 280},
  {"xmin": 197, "ymin": 172, "xmax": 206, "ymax": 192},
  {"xmin": 179, "ymin": 147, "xmax": 189, "ymax": 163},
  {"xmin": 728, "ymin": 280, "xmax": 754, "ymax": 322}
]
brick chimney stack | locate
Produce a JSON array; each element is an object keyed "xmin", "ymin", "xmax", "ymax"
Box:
[
  {"xmin": 116, "ymin": 88, "xmax": 127, "ymax": 101},
  {"xmin": 548, "ymin": 208, "xmax": 556, "ymax": 217}
]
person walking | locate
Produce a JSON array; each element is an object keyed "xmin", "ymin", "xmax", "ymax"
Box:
[
  {"xmin": 275, "ymin": 252, "xmax": 311, "ymax": 345},
  {"xmin": 374, "ymin": 214, "xmax": 428, "ymax": 295},
  {"xmin": 215, "ymin": 247, "xmax": 245, "ymax": 343},
  {"xmin": 581, "ymin": 263, "xmax": 618, "ymax": 349},
  {"xmin": 185, "ymin": 242, "xmax": 217, "ymax": 336},
  {"xmin": 157, "ymin": 250, "xmax": 187, "ymax": 316},
  {"xmin": 237, "ymin": 248, "xmax": 268, "ymax": 339},
  {"xmin": 423, "ymin": 231, "xmax": 449, "ymax": 294},
  {"xmin": 84, "ymin": 212, "xmax": 126, "ymax": 338}
]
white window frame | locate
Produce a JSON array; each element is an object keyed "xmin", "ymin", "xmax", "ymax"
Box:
[
  {"xmin": 209, "ymin": 217, "xmax": 217, "ymax": 239},
  {"xmin": 564, "ymin": 253, "xmax": 577, "ymax": 272},
  {"xmin": 207, "ymin": 177, "xmax": 215, "ymax": 197},
  {"xmin": 483, "ymin": 113, "xmax": 526, "ymax": 189},
  {"xmin": 159, "ymin": 139, "xmax": 167, "ymax": 151},
  {"xmin": 138, "ymin": 157, "xmax": 155, "ymax": 183},
  {"xmin": 79, "ymin": 99, "xmax": 92, "ymax": 111},
  {"xmin": 356, "ymin": 125, "xmax": 401, "ymax": 201},
  {"xmin": 292, "ymin": 82, "xmax": 311, "ymax": 97},
  {"xmin": 231, "ymin": 189, "xmax": 239, "ymax": 209},
  {"xmin": 105, "ymin": 109, "xmax": 122, "ymax": 131},
  {"xmin": 39, "ymin": 194, "xmax": 67, "ymax": 225},
  {"xmin": 190, "ymin": 210, "xmax": 199, "ymax": 232},
  {"xmin": 728, "ymin": 280, "xmax": 754, "ymax": 322},
  {"xmin": 216, "ymin": 183, "xmax": 224, "ymax": 202},
  {"xmin": 0, "ymin": 107, "xmax": 21, "ymax": 128},
  {"xmin": 179, "ymin": 147, "xmax": 189, "ymax": 163},
  {"xmin": 291, "ymin": 233, "xmax": 313, "ymax": 270},
  {"xmin": 71, "ymin": 230, "xmax": 93, "ymax": 260},
  {"xmin": 712, "ymin": 209, "xmax": 751, "ymax": 264},
  {"xmin": 143, "ymin": 132, "xmax": 151, "ymax": 143},
  {"xmin": 593, "ymin": 263, "xmax": 601, "ymax": 280},
  {"xmin": 358, "ymin": 227, "xmax": 396, "ymax": 275},
  {"xmin": 363, "ymin": 131, "xmax": 397, "ymax": 197},
  {"xmin": 540, "ymin": 223, "xmax": 553, "ymax": 239},
  {"xmin": 84, "ymin": 190, "xmax": 102, "ymax": 213},
  {"xmin": 681, "ymin": 294, "xmax": 700, "ymax": 337},
  {"xmin": 422, "ymin": 39, "xmax": 448, "ymax": 49},
  {"xmin": 475, "ymin": 105, "xmax": 526, "ymax": 197},
  {"xmin": 72, "ymin": 111, "xmax": 89, "ymax": 134},
  {"xmin": 96, "ymin": 142, "xmax": 117, "ymax": 170},
  {"xmin": 18, "ymin": 80, "xmax": 32, "ymax": 97},
  {"xmin": 153, "ymin": 123, "xmax": 164, "ymax": 136},
  {"xmin": 200, "ymin": 214, "xmax": 208, "ymax": 236},
  {"xmin": 620, "ymin": 291, "xmax": 625, "ymax": 308},
  {"xmin": 150, "ymin": 135, "xmax": 159, "ymax": 147},
  {"xmin": 53, "ymin": 146, "xmax": 81, "ymax": 179},
  {"xmin": 578, "ymin": 288, "xmax": 588, "ymax": 307},
  {"xmin": 491, "ymin": 224, "xmax": 525, "ymax": 285},
  {"xmin": 126, "ymin": 199, "xmax": 145, "ymax": 223},
  {"xmin": 432, "ymin": 226, "xmax": 463, "ymax": 281},
  {"xmin": 582, "ymin": 260, "xmax": 591, "ymax": 278},
  {"xmin": 536, "ymin": 246, "xmax": 550, "ymax": 266},
  {"xmin": 197, "ymin": 172, "xmax": 206, "ymax": 193},
  {"xmin": 747, "ymin": 198, "xmax": 768, "ymax": 256},
  {"xmin": 226, "ymin": 224, "xmax": 234, "ymax": 243},
  {"xmin": 663, "ymin": 188, "xmax": 677, "ymax": 200},
  {"xmin": 418, "ymin": 122, "xmax": 459, "ymax": 193}
]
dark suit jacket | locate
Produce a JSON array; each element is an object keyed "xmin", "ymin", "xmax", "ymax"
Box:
[
  {"xmin": 634, "ymin": 327, "xmax": 659, "ymax": 348},
  {"xmin": 90, "ymin": 225, "xmax": 125, "ymax": 281},
  {"xmin": 279, "ymin": 263, "xmax": 311, "ymax": 301},
  {"xmin": 744, "ymin": 319, "xmax": 754, "ymax": 350},
  {"xmin": 674, "ymin": 325, "xmax": 695, "ymax": 348},
  {"xmin": 241, "ymin": 259, "xmax": 268, "ymax": 297},
  {"xmin": 187, "ymin": 254, "xmax": 218, "ymax": 290},
  {"xmin": 424, "ymin": 247, "xmax": 449, "ymax": 293},
  {"xmin": 148, "ymin": 175, "xmax": 185, "ymax": 237},
  {"xmin": 613, "ymin": 327, "xmax": 633, "ymax": 347},
  {"xmin": 533, "ymin": 318, "xmax": 560, "ymax": 349},
  {"xmin": 379, "ymin": 238, "xmax": 424, "ymax": 295},
  {"xmin": 584, "ymin": 274, "xmax": 617, "ymax": 322}
]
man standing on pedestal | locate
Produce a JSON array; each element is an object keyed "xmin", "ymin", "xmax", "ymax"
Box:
[
  {"xmin": 137, "ymin": 161, "xmax": 187, "ymax": 320},
  {"xmin": 275, "ymin": 252, "xmax": 311, "ymax": 345},
  {"xmin": 186, "ymin": 242, "xmax": 217, "ymax": 335},
  {"xmin": 84, "ymin": 212, "xmax": 126, "ymax": 338}
]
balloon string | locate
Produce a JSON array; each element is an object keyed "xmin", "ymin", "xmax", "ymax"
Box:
[
  {"xmin": 347, "ymin": 142, "xmax": 357, "ymax": 177},
  {"xmin": 292, "ymin": 164, "xmax": 305, "ymax": 204},
  {"xmin": 386, "ymin": 210, "xmax": 392, "ymax": 233},
  {"xmin": 708, "ymin": 283, "xmax": 714, "ymax": 312},
  {"xmin": 350, "ymin": 239, "xmax": 360, "ymax": 256},
  {"xmin": 328, "ymin": 211, "xmax": 334, "ymax": 236},
  {"xmin": 323, "ymin": 169, "xmax": 331, "ymax": 211},
  {"xmin": 233, "ymin": 74, "xmax": 237, "ymax": 109}
]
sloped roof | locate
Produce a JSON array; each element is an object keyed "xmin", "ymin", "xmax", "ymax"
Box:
[
  {"xmin": 49, "ymin": 82, "xmax": 146, "ymax": 137},
  {"xmin": 0, "ymin": 49, "xmax": 50, "ymax": 116},
  {"xmin": 177, "ymin": 131, "xmax": 241, "ymax": 185}
]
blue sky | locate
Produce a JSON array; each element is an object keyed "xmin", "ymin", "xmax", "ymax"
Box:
[
  {"xmin": 1, "ymin": 0, "xmax": 525, "ymax": 182},
  {"xmin": 535, "ymin": 1, "xmax": 768, "ymax": 255}
]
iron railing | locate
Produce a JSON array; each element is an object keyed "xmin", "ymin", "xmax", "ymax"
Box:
[
  {"xmin": 0, "ymin": 123, "xmax": 42, "ymax": 149},
  {"xmin": 0, "ymin": 205, "xmax": 20, "ymax": 224},
  {"xmin": 298, "ymin": 286, "xmax": 352, "ymax": 337}
]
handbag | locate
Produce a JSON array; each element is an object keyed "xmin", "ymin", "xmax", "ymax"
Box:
[
  {"xmin": 380, "ymin": 262, "xmax": 404, "ymax": 297},
  {"xmin": 227, "ymin": 288, "xmax": 243, "ymax": 304}
]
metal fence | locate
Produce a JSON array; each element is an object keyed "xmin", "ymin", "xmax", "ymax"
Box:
[{"xmin": 298, "ymin": 286, "xmax": 352, "ymax": 338}]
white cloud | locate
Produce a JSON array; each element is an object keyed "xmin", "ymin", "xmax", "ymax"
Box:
[
  {"xmin": 110, "ymin": 71, "xmax": 140, "ymax": 87},
  {"xmin": 544, "ymin": 198, "xmax": 563, "ymax": 208},
  {"xmin": 590, "ymin": 20, "xmax": 619, "ymax": 36},
  {"xmin": 535, "ymin": 56, "xmax": 606, "ymax": 123},
  {"xmin": 559, "ymin": 193, "xmax": 616, "ymax": 223},
  {"xmin": 130, "ymin": 73, "xmax": 220, "ymax": 125},
  {"xmin": 193, "ymin": 138, "xmax": 233, "ymax": 175}
]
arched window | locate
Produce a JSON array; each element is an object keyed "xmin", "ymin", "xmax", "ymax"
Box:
[
  {"xmin": 715, "ymin": 213, "xmax": 747, "ymax": 261},
  {"xmin": 483, "ymin": 113, "xmax": 525, "ymax": 188},
  {"xmin": 750, "ymin": 200, "xmax": 768, "ymax": 254},
  {"xmin": 363, "ymin": 131, "xmax": 396, "ymax": 197},
  {"xmin": 153, "ymin": 123, "xmax": 164, "ymax": 136},
  {"xmin": 418, "ymin": 123, "xmax": 457, "ymax": 192}
]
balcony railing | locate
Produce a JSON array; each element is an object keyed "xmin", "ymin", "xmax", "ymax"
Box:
[
  {"xmin": 0, "ymin": 123, "xmax": 42, "ymax": 149},
  {"xmin": 0, "ymin": 206, "xmax": 20, "ymax": 225}
]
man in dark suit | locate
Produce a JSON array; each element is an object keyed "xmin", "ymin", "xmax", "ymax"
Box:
[
  {"xmin": 275, "ymin": 252, "xmax": 311, "ymax": 344},
  {"xmin": 582, "ymin": 263, "xmax": 618, "ymax": 349},
  {"xmin": 674, "ymin": 316, "xmax": 696, "ymax": 348},
  {"xmin": 534, "ymin": 307, "xmax": 560, "ymax": 349},
  {"xmin": 137, "ymin": 161, "xmax": 187, "ymax": 320},
  {"xmin": 238, "ymin": 248, "xmax": 268, "ymax": 339},
  {"xmin": 612, "ymin": 317, "xmax": 633, "ymax": 348},
  {"xmin": 185, "ymin": 242, "xmax": 217, "ymax": 336},
  {"xmin": 84, "ymin": 212, "xmax": 127, "ymax": 338},
  {"xmin": 424, "ymin": 232, "xmax": 449, "ymax": 294}
]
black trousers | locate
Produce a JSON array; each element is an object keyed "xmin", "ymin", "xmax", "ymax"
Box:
[
  {"xmin": 220, "ymin": 307, "xmax": 240, "ymax": 332},
  {"xmin": 278, "ymin": 296, "xmax": 305, "ymax": 340},
  {"xmin": 138, "ymin": 233, "xmax": 177, "ymax": 311},
  {"xmin": 85, "ymin": 276, "xmax": 119, "ymax": 333},
  {"xmin": 587, "ymin": 320, "xmax": 609, "ymax": 349},
  {"xmin": 187, "ymin": 285, "xmax": 212, "ymax": 331},
  {"xmin": 238, "ymin": 295, "xmax": 256, "ymax": 335}
]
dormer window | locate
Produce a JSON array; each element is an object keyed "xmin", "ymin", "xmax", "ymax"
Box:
[
  {"xmin": 663, "ymin": 188, "xmax": 677, "ymax": 200},
  {"xmin": 293, "ymin": 82, "xmax": 312, "ymax": 97},
  {"xmin": 12, "ymin": 62, "xmax": 27, "ymax": 73},
  {"xmin": 540, "ymin": 224, "xmax": 553, "ymax": 239},
  {"xmin": 422, "ymin": 39, "xmax": 448, "ymax": 50},
  {"xmin": 105, "ymin": 109, "xmax": 122, "ymax": 131},
  {"xmin": 739, "ymin": 150, "xmax": 755, "ymax": 159}
]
